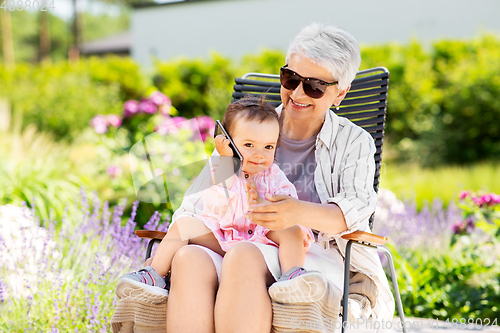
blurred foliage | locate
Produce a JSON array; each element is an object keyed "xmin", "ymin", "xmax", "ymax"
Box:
[
  {"xmin": 0, "ymin": 8, "xmax": 129, "ymax": 63},
  {"xmin": 391, "ymin": 236, "xmax": 500, "ymax": 320},
  {"xmin": 0, "ymin": 120, "xmax": 84, "ymax": 221},
  {"xmin": 380, "ymin": 161, "xmax": 500, "ymax": 210},
  {"xmin": 0, "ymin": 57, "xmax": 150, "ymax": 139},
  {"xmin": 81, "ymin": 9, "xmax": 130, "ymax": 43},
  {"xmin": 153, "ymin": 53, "xmax": 236, "ymax": 122},
  {"xmin": 0, "ymin": 11, "xmax": 70, "ymax": 63},
  {"xmin": 361, "ymin": 34, "xmax": 500, "ymax": 166},
  {"xmin": 1, "ymin": 34, "xmax": 499, "ymax": 164}
]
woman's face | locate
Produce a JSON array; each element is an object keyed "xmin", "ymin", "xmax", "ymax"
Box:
[
  {"xmin": 280, "ymin": 53, "xmax": 348, "ymax": 122},
  {"xmin": 231, "ymin": 117, "xmax": 279, "ymax": 176}
]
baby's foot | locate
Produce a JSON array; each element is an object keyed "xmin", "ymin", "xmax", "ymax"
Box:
[
  {"xmin": 115, "ymin": 266, "xmax": 169, "ymax": 304},
  {"xmin": 268, "ymin": 266, "xmax": 327, "ymax": 304}
]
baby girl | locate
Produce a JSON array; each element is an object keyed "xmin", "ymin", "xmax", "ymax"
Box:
[{"xmin": 116, "ymin": 97, "xmax": 327, "ymax": 304}]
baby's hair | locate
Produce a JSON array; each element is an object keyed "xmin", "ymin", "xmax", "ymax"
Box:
[{"xmin": 222, "ymin": 95, "xmax": 279, "ymax": 136}]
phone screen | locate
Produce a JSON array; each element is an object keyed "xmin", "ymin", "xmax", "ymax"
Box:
[{"xmin": 214, "ymin": 120, "xmax": 242, "ymax": 175}]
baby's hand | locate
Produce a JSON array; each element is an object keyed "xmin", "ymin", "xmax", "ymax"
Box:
[
  {"xmin": 245, "ymin": 178, "xmax": 267, "ymax": 206},
  {"xmin": 214, "ymin": 135, "xmax": 234, "ymax": 157}
]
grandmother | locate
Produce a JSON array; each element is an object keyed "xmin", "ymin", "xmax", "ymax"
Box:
[{"xmin": 161, "ymin": 23, "xmax": 395, "ymax": 332}]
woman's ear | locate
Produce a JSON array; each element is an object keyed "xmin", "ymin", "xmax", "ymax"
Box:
[{"xmin": 333, "ymin": 85, "xmax": 351, "ymax": 107}]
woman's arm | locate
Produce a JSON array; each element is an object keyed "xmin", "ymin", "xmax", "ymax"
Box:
[
  {"xmin": 246, "ymin": 126, "xmax": 376, "ymax": 236},
  {"xmin": 245, "ymin": 194, "xmax": 347, "ymax": 234}
]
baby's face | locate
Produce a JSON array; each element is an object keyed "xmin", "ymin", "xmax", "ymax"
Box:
[{"xmin": 230, "ymin": 117, "xmax": 279, "ymax": 176}]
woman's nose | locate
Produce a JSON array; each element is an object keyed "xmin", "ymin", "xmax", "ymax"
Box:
[{"xmin": 291, "ymin": 81, "xmax": 307, "ymax": 99}]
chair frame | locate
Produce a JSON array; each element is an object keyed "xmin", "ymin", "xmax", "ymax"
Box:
[{"xmin": 135, "ymin": 67, "xmax": 407, "ymax": 333}]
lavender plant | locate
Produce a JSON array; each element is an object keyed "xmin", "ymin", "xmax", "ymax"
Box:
[
  {"xmin": 373, "ymin": 189, "xmax": 461, "ymax": 251},
  {"xmin": 0, "ymin": 191, "xmax": 169, "ymax": 332},
  {"xmin": 374, "ymin": 189, "xmax": 500, "ymax": 319}
]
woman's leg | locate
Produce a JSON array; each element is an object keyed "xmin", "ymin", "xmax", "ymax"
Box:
[
  {"xmin": 167, "ymin": 245, "xmax": 219, "ymax": 333},
  {"xmin": 267, "ymin": 225, "xmax": 306, "ymax": 274},
  {"xmin": 214, "ymin": 242, "xmax": 276, "ymax": 333}
]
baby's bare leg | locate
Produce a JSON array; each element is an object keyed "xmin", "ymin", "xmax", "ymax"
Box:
[
  {"xmin": 267, "ymin": 226, "xmax": 307, "ymax": 274},
  {"xmin": 151, "ymin": 217, "xmax": 222, "ymax": 275}
]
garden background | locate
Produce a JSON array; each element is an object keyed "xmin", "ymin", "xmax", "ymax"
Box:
[{"xmin": 1, "ymin": 8, "xmax": 500, "ymax": 332}]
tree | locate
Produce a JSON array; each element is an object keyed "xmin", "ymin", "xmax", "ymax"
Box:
[{"xmin": 1, "ymin": 10, "xmax": 14, "ymax": 66}]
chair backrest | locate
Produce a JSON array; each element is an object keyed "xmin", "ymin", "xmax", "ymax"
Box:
[{"xmin": 232, "ymin": 67, "xmax": 389, "ymax": 229}]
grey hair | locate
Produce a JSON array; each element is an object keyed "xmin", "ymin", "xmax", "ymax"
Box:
[{"xmin": 286, "ymin": 23, "xmax": 361, "ymax": 91}]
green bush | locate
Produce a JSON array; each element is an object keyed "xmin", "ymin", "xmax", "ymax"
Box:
[
  {"xmin": 392, "ymin": 238, "xmax": 500, "ymax": 319},
  {"xmin": 430, "ymin": 35, "xmax": 500, "ymax": 164},
  {"xmin": 0, "ymin": 57, "xmax": 150, "ymax": 140},
  {"xmin": 84, "ymin": 56, "xmax": 151, "ymax": 101},
  {"xmin": 0, "ymin": 123, "xmax": 84, "ymax": 221},
  {"xmin": 153, "ymin": 53, "xmax": 236, "ymax": 122},
  {"xmin": 361, "ymin": 34, "xmax": 500, "ymax": 165}
]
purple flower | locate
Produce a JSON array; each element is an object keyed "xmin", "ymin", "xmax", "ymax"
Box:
[
  {"xmin": 0, "ymin": 277, "xmax": 5, "ymax": 303},
  {"xmin": 90, "ymin": 115, "xmax": 108, "ymax": 134},
  {"xmin": 106, "ymin": 165, "xmax": 123, "ymax": 179},
  {"xmin": 106, "ymin": 114, "xmax": 122, "ymax": 128},
  {"xmin": 451, "ymin": 218, "xmax": 475, "ymax": 235},
  {"xmin": 149, "ymin": 91, "xmax": 171, "ymax": 107},
  {"xmin": 140, "ymin": 99, "xmax": 157, "ymax": 115},
  {"xmin": 123, "ymin": 100, "xmax": 140, "ymax": 118}
]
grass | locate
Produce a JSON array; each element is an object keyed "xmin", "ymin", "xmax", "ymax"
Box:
[{"xmin": 380, "ymin": 161, "xmax": 500, "ymax": 209}]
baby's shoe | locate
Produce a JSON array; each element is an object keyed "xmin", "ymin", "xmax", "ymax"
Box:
[
  {"xmin": 268, "ymin": 266, "xmax": 327, "ymax": 304},
  {"xmin": 115, "ymin": 266, "xmax": 169, "ymax": 304}
]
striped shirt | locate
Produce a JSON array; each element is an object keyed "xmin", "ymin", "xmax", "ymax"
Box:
[{"xmin": 275, "ymin": 104, "xmax": 395, "ymax": 324}]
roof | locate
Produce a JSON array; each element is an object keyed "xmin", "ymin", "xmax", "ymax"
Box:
[
  {"xmin": 79, "ymin": 31, "xmax": 131, "ymax": 55},
  {"xmin": 132, "ymin": 0, "xmax": 217, "ymax": 9}
]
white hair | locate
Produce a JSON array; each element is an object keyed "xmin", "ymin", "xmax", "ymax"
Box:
[{"xmin": 286, "ymin": 23, "xmax": 361, "ymax": 91}]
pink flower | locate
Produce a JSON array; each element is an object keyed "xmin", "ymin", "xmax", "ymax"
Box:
[
  {"xmin": 155, "ymin": 116, "xmax": 188, "ymax": 135},
  {"xmin": 195, "ymin": 115, "xmax": 215, "ymax": 142},
  {"xmin": 481, "ymin": 194, "xmax": 493, "ymax": 206},
  {"xmin": 451, "ymin": 219, "xmax": 474, "ymax": 235},
  {"xmin": 459, "ymin": 190, "xmax": 469, "ymax": 200},
  {"xmin": 472, "ymin": 197, "xmax": 483, "ymax": 207},
  {"xmin": 107, "ymin": 114, "xmax": 122, "ymax": 128},
  {"xmin": 140, "ymin": 99, "xmax": 157, "ymax": 115},
  {"xmin": 158, "ymin": 103, "xmax": 172, "ymax": 116},
  {"xmin": 123, "ymin": 100, "xmax": 140, "ymax": 118},
  {"xmin": 90, "ymin": 115, "xmax": 108, "ymax": 134},
  {"xmin": 106, "ymin": 165, "xmax": 123, "ymax": 179},
  {"xmin": 491, "ymin": 193, "xmax": 500, "ymax": 205},
  {"xmin": 150, "ymin": 91, "xmax": 171, "ymax": 107}
]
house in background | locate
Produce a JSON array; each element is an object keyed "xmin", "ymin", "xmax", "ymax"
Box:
[
  {"xmin": 79, "ymin": 31, "xmax": 131, "ymax": 57},
  {"xmin": 129, "ymin": 0, "xmax": 500, "ymax": 67}
]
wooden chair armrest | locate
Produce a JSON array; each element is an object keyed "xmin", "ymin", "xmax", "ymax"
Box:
[
  {"xmin": 341, "ymin": 230, "xmax": 388, "ymax": 246},
  {"xmin": 135, "ymin": 230, "xmax": 167, "ymax": 240}
]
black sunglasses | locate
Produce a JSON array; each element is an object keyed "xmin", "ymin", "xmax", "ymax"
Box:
[{"xmin": 280, "ymin": 65, "xmax": 338, "ymax": 99}]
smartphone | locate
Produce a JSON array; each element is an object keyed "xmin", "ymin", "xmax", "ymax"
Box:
[{"xmin": 214, "ymin": 120, "xmax": 242, "ymax": 175}]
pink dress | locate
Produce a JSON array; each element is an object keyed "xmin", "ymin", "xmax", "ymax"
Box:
[{"xmin": 201, "ymin": 163, "xmax": 314, "ymax": 252}]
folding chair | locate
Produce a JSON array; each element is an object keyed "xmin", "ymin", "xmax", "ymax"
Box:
[{"xmin": 135, "ymin": 67, "xmax": 407, "ymax": 332}]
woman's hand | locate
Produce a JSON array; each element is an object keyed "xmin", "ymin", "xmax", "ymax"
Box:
[
  {"xmin": 214, "ymin": 135, "xmax": 234, "ymax": 157},
  {"xmin": 245, "ymin": 193, "xmax": 306, "ymax": 231}
]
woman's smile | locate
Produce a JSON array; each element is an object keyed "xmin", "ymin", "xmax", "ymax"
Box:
[{"xmin": 290, "ymin": 98, "xmax": 311, "ymax": 108}]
